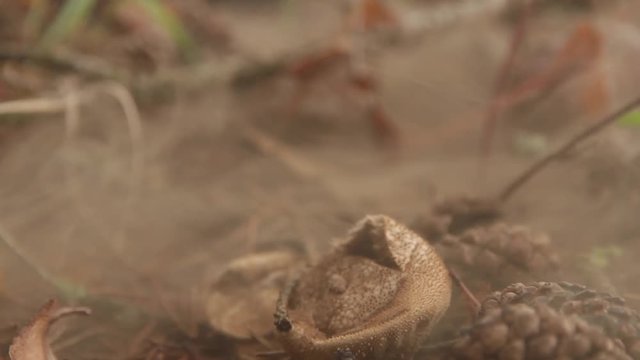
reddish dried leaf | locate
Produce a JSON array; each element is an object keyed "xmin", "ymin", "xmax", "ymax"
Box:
[
  {"xmin": 478, "ymin": 0, "xmax": 532, "ymax": 172},
  {"xmin": 580, "ymin": 69, "xmax": 610, "ymax": 116},
  {"xmin": 560, "ymin": 22, "xmax": 603, "ymax": 64},
  {"xmin": 283, "ymin": 0, "xmax": 401, "ymax": 149},
  {"xmin": 368, "ymin": 103, "xmax": 400, "ymax": 148},
  {"xmin": 351, "ymin": 0, "xmax": 399, "ymax": 30},
  {"xmin": 9, "ymin": 300, "xmax": 91, "ymax": 360},
  {"xmin": 503, "ymin": 22, "xmax": 607, "ymax": 120},
  {"xmin": 350, "ymin": 72, "xmax": 377, "ymax": 92},
  {"xmin": 288, "ymin": 46, "xmax": 348, "ymax": 81},
  {"xmin": 286, "ymin": 46, "xmax": 350, "ymax": 115},
  {"xmin": 498, "ymin": 22, "xmax": 604, "ymax": 111}
]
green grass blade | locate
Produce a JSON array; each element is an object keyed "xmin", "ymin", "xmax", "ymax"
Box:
[
  {"xmin": 135, "ymin": 0, "xmax": 198, "ymax": 61},
  {"xmin": 23, "ymin": 0, "xmax": 51, "ymax": 40},
  {"xmin": 619, "ymin": 110, "xmax": 640, "ymax": 126},
  {"xmin": 38, "ymin": 0, "xmax": 99, "ymax": 50}
]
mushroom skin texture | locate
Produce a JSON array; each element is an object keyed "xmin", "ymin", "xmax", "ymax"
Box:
[{"xmin": 275, "ymin": 214, "xmax": 452, "ymax": 360}]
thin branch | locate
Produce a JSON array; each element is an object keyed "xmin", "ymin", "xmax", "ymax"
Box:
[
  {"xmin": 274, "ymin": 272, "xmax": 300, "ymax": 333},
  {"xmin": 255, "ymin": 350, "xmax": 289, "ymax": 359},
  {"xmin": 0, "ymin": 49, "xmax": 120, "ymax": 80},
  {"xmin": 498, "ymin": 95, "xmax": 640, "ymax": 202},
  {"xmin": 478, "ymin": 0, "xmax": 533, "ymax": 180},
  {"xmin": 242, "ymin": 125, "xmax": 319, "ymax": 180},
  {"xmin": 0, "ymin": 97, "xmax": 65, "ymax": 115},
  {"xmin": 449, "ymin": 268, "xmax": 481, "ymax": 319},
  {"xmin": 50, "ymin": 305, "xmax": 92, "ymax": 324}
]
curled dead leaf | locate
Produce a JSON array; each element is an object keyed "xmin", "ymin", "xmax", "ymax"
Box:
[
  {"xmin": 275, "ymin": 214, "xmax": 452, "ymax": 360},
  {"xmin": 9, "ymin": 299, "xmax": 91, "ymax": 360}
]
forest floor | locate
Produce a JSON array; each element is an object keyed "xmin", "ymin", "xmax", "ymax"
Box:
[{"xmin": 1, "ymin": 1, "xmax": 640, "ymax": 359}]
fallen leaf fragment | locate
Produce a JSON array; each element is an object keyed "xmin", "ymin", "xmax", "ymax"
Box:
[
  {"xmin": 9, "ymin": 299, "xmax": 91, "ymax": 360},
  {"xmin": 206, "ymin": 250, "xmax": 302, "ymax": 339}
]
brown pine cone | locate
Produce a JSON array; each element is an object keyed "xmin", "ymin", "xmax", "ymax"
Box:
[
  {"xmin": 481, "ymin": 282, "xmax": 640, "ymax": 358},
  {"xmin": 435, "ymin": 223, "xmax": 560, "ymax": 286},
  {"xmin": 441, "ymin": 302, "xmax": 631, "ymax": 360},
  {"xmin": 432, "ymin": 196, "xmax": 502, "ymax": 235},
  {"xmin": 415, "ymin": 224, "xmax": 560, "ymax": 346},
  {"xmin": 412, "ymin": 196, "xmax": 502, "ymax": 242}
]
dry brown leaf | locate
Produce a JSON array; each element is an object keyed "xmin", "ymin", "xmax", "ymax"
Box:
[
  {"xmin": 206, "ymin": 250, "xmax": 303, "ymax": 340},
  {"xmin": 275, "ymin": 215, "xmax": 452, "ymax": 360},
  {"xmin": 349, "ymin": 0, "xmax": 399, "ymax": 31},
  {"xmin": 8, "ymin": 299, "xmax": 91, "ymax": 360}
]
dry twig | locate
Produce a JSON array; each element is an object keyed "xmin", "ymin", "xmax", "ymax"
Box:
[
  {"xmin": 478, "ymin": 0, "xmax": 534, "ymax": 180},
  {"xmin": 241, "ymin": 125, "xmax": 319, "ymax": 180},
  {"xmin": 0, "ymin": 49, "xmax": 120, "ymax": 81},
  {"xmin": 498, "ymin": 94, "xmax": 640, "ymax": 202}
]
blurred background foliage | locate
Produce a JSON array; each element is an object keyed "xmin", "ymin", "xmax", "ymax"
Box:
[{"xmin": 2, "ymin": 0, "xmax": 229, "ymax": 70}]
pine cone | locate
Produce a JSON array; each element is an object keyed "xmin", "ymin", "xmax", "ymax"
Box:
[
  {"xmin": 481, "ymin": 282, "xmax": 640, "ymax": 358},
  {"xmin": 432, "ymin": 196, "xmax": 502, "ymax": 234},
  {"xmin": 435, "ymin": 223, "xmax": 559, "ymax": 286},
  {"xmin": 412, "ymin": 196, "xmax": 502, "ymax": 242},
  {"xmin": 441, "ymin": 302, "xmax": 631, "ymax": 360}
]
